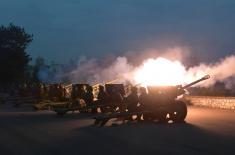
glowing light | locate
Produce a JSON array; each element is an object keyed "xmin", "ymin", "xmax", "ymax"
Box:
[{"xmin": 134, "ymin": 57, "xmax": 187, "ymax": 86}]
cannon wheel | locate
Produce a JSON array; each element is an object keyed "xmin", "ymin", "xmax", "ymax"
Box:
[
  {"xmin": 56, "ymin": 110, "xmax": 67, "ymax": 116},
  {"xmin": 149, "ymin": 108, "xmax": 168, "ymax": 123},
  {"xmin": 57, "ymin": 112, "xmax": 66, "ymax": 116},
  {"xmin": 171, "ymin": 101, "xmax": 187, "ymax": 123},
  {"xmin": 158, "ymin": 110, "xmax": 168, "ymax": 123}
]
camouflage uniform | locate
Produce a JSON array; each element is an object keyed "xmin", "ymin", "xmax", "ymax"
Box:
[
  {"xmin": 83, "ymin": 86, "xmax": 94, "ymax": 106},
  {"xmin": 126, "ymin": 87, "xmax": 141, "ymax": 121},
  {"xmin": 97, "ymin": 85, "xmax": 109, "ymax": 112},
  {"xmin": 111, "ymin": 90, "xmax": 123, "ymax": 112},
  {"xmin": 139, "ymin": 87, "xmax": 148, "ymax": 110},
  {"xmin": 126, "ymin": 87, "xmax": 139, "ymax": 112}
]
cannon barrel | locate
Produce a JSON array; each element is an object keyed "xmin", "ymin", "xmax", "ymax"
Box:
[
  {"xmin": 182, "ymin": 75, "xmax": 210, "ymax": 89},
  {"xmin": 92, "ymin": 77, "xmax": 122, "ymax": 88}
]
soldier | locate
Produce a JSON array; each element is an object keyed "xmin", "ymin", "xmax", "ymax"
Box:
[
  {"xmin": 110, "ymin": 87, "xmax": 124, "ymax": 112},
  {"xmin": 71, "ymin": 85, "xmax": 79, "ymax": 100},
  {"xmin": 62, "ymin": 86, "xmax": 67, "ymax": 100},
  {"xmin": 70, "ymin": 85, "xmax": 81, "ymax": 108},
  {"xmin": 57, "ymin": 84, "xmax": 65, "ymax": 101},
  {"xmin": 83, "ymin": 86, "xmax": 94, "ymax": 107},
  {"xmin": 44, "ymin": 84, "xmax": 50, "ymax": 100},
  {"xmin": 97, "ymin": 85, "xmax": 109, "ymax": 112},
  {"xmin": 142, "ymin": 87, "xmax": 159, "ymax": 121},
  {"xmin": 39, "ymin": 83, "xmax": 45, "ymax": 100},
  {"xmin": 48, "ymin": 84, "xmax": 55, "ymax": 101},
  {"xmin": 139, "ymin": 87, "xmax": 148, "ymax": 110},
  {"xmin": 126, "ymin": 86, "xmax": 140, "ymax": 121}
]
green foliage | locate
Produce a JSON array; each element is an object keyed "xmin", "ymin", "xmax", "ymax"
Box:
[{"xmin": 0, "ymin": 23, "xmax": 33, "ymax": 87}]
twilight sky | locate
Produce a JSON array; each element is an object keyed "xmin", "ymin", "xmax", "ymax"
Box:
[{"xmin": 0, "ymin": 0, "xmax": 235, "ymax": 63}]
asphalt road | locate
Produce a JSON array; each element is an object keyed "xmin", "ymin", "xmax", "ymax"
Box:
[{"xmin": 0, "ymin": 105, "xmax": 235, "ymax": 155}]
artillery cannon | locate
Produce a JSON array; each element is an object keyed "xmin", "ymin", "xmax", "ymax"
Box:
[
  {"xmin": 145, "ymin": 75, "xmax": 210, "ymax": 123},
  {"xmin": 94, "ymin": 75, "xmax": 210, "ymax": 126},
  {"xmin": 51, "ymin": 82, "xmax": 123, "ymax": 116}
]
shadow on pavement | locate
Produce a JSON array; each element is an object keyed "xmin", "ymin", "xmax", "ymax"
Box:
[{"xmin": 70, "ymin": 121, "xmax": 235, "ymax": 155}]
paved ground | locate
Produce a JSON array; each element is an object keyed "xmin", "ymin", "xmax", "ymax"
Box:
[{"xmin": 0, "ymin": 104, "xmax": 235, "ymax": 155}]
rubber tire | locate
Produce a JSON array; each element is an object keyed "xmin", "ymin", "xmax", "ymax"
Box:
[
  {"xmin": 171, "ymin": 101, "xmax": 187, "ymax": 123},
  {"xmin": 157, "ymin": 110, "xmax": 168, "ymax": 123},
  {"xmin": 100, "ymin": 118, "xmax": 109, "ymax": 126},
  {"xmin": 57, "ymin": 111, "xmax": 66, "ymax": 116}
]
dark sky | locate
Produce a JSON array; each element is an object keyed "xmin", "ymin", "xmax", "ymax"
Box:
[{"xmin": 1, "ymin": 0, "xmax": 235, "ymax": 63}]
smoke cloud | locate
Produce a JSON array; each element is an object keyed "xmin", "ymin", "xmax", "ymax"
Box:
[
  {"xmin": 186, "ymin": 55, "xmax": 235, "ymax": 88},
  {"xmin": 125, "ymin": 46, "xmax": 190, "ymax": 65},
  {"xmin": 66, "ymin": 47, "xmax": 190, "ymax": 85},
  {"xmin": 68, "ymin": 56, "xmax": 134, "ymax": 85},
  {"xmin": 37, "ymin": 47, "xmax": 235, "ymax": 89}
]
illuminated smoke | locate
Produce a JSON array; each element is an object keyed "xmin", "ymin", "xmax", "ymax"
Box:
[
  {"xmin": 133, "ymin": 58, "xmax": 186, "ymax": 86},
  {"xmin": 67, "ymin": 47, "xmax": 190, "ymax": 85},
  {"xmin": 132, "ymin": 55, "xmax": 235, "ymax": 88},
  {"xmin": 185, "ymin": 55, "xmax": 235, "ymax": 88},
  {"xmin": 38, "ymin": 47, "xmax": 235, "ymax": 89},
  {"xmin": 68, "ymin": 57, "xmax": 134, "ymax": 85}
]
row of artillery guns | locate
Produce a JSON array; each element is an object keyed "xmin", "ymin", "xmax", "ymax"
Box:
[
  {"xmin": 6, "ymin": 74, "xmax": 209, "ymax": 126},
  {"xmin": 33, "ymin": 79, "xmax": 124, "ymax": 111},
  {"xmin": 37, "ymin": 75, "xmax": 210, "ymax": 126}
]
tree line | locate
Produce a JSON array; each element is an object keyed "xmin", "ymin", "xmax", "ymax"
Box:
[
  {"xmin": 0, "ymin": 23, "xmax": 33, "ymax": 90},
  {"xmin": 0, "ymin": 23, "xmax": 61, "ymax": 91}
]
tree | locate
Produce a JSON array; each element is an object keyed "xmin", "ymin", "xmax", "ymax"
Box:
[{"xmin": 0, "ymin": 23, "xmax": 33, "ymax": 88}]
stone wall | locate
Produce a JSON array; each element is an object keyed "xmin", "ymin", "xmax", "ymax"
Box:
[{"xmin": 184, "ymin": 96, "xmax": 235, "ymax": 110}]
